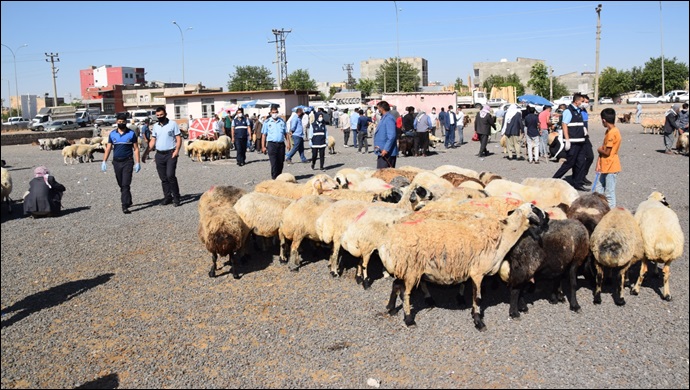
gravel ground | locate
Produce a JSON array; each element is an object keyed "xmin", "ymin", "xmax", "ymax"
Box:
[{"xmin": 1, "ymin": 121, "xmax": 688, "ymax": 389}]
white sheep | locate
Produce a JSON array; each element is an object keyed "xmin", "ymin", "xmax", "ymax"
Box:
[
  {"xmin": 590, "ymin": 207, "xmax": 644, "ymax": 306},
  {"xmin": 255, "ymin": 174, "xmax": 338, "ymax": 200},
  {"xmin": 275, "ymin": 172, "xmax": 297, "ymax": 183},
  {"xmin": 484, "ymin": 179, "xmax": 567, "ymax": 209},
  {"xmin": 61, "ymin": 145, "xmax": 80, "ymax": 164},
  {"xmin": 521, "ymin": 177, "xmax": 579, "ymax": 206},
  {"xmin": 278, "ymin": 195, "xmax": 336, "ymax": 271},
  {"xmin": 1, "ymin": 167, "xmax": 12, "ymax": 213},
  {"xmin": 333, "ymin": 168, "xmax": 367, "ymax": 189},
  {"xmin": 234, "ymin": 191, "xmax": 293, "ymax": 250},
  {"xmin": 631, "ymin": 192, "xmax": 685, "ymax": 301},
  {"xmin": 378, "ymin": 202, "xmax": 540, "ymax": 330},
  {"xmin": 327, "ymin": 135, "xmax": 336, "ymax": 154},
  {"xmin": 432, "ymin": 165, "xmax": 480, "ymax": 179},
  {"xmin": 76, "ymin": 144, "xmax": 104, "ymax": 163}
]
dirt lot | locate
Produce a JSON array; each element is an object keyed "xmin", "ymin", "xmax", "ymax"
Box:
[{"xmin": 1, "ymin": 120, "xmax": 688, "ymax": 389}]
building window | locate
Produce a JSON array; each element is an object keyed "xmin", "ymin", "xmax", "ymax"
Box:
[
  {"xmin": 201, "ymin": 98, "xmax": 215, "ymax": 118},
  {"xmin": 173, "ymin": 99, "xmax": 188, "ymax": 119},
  {"xmin": 474, "ymin": 69, "xmax": 480, "ymax": 77},
  {"xmin": 104, "ymin": 103, "xmax": 115, "ymax": 113}
]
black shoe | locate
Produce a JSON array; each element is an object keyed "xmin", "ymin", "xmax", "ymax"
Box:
[
  {"xmin": 122, "ymin": 207, "xmax": 131, "ymax": 214},
  {"xmin": 517, "ymin": 156, "xmax": 526, "ymax": 161},
  {"xmin": 311, "ymin": 165, "xmax": 316, "ymax": 170},
  {"xmin": 583, "ymin": 178, "xmax": 592, "ymax": 185},
  {"xmin": 173, "ymin": 201, "xmax": 181, "ymax": 207},
  {"xmin": 160, "ymin": 198, "xmax": 172, "ymax": 206}
]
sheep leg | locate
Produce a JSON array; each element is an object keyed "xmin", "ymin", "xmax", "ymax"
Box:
[
  {"xmin": 288, "ymin": 236, "xmax": 303, "ymax": 272},
  {"xmin": 613, "ymin": 265, "xmax": 629, "ymax": 306},
  {"xmin": 470, "ymin": 275, "xmax": 486, "ymax": 331},
  {"xmin": 328, "ymin": 241, "xmax": 341, "ymax": 278},
  {"xmin": 568, "ymin": 263, "xmax": 582, "ymax": 313},
  {"xmin": 361, "ymin": 253, "xmax": 373, "ymax": 289},
  {"xmin": 229, "ymin": 253, "xmax": 241, "ymax": 280},
  {"xmin": 420, "ymin": 280, "xmax": 435, "ymax": 308},
  {"xmin": 661, "ymin": 263, "xmax": 672, "ymax": 301},
  {"xmin": 402, "ymin": 279, "xmax": 416, "ymax": 327},
  {"xmin": 593, "ymin": 262, "xmax": 604, "ymax": 305},
  {"xmin": 386, "ymin": 279, "xmax": 403, "ymax": 315},
  {"xmin": 509, "ymin": 286, "xmax": 522, "ymax": 319},
  {"xmin": 209, "ymin": 253, "xmax": 219, "ymax": 278},
  {"xmin": 631, "ymin": 259, "xmax": 648, "ymax": 296},
  {"xmin": 278, "ymin": 232, "xmax": 288, "ymax": 264}
]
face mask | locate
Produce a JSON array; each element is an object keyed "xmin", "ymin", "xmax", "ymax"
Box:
[
  {"xmin": 158, "ymin": 117, "xmax": 167, "ymax": 124},
  {"xmin": 271, "ymin": 113, "xmax": 278, "ymax": 119},
  {"xmin": 431, "ymin": 110, "xmax": 436, "ymax": 114},
  {"xmin": 318, "ymin": 116, "xmax": 323, "ymax": 122},
  {"xmin": 238, "ymin": 113, "xmax": 244, "ymax": 118},
  {"xmin": 581, "ymin": 103, "xmax": 589, "ymax": 109},
  {"xmin": 117, "ymin": 123, "xmax": 127, "ymax": 130}
]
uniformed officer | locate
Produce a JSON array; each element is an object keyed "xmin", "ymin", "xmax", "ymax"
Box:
[
  {"xmin": 261, "ymin": 104, "xmax": 288, "ymax": 179},
  {"xmin": 149, "ymin": 106, "xmax": 182, "ymax": 206},
  {"xmin": 232, "ymin": 108, "xmax": 252, "ymax": 166},
  {"xmin": 101, "ymin": 113, "xmax": 141, "ymax": 214}
]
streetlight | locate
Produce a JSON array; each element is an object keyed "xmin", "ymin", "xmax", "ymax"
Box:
[
  {"xmin": 1, "ymin": 43, "xmax": 28, "ymax": 115},
  {"xmin": 172, "ymin": 21, "xmax": 192, "ymax": 88},
  {"xmin": 393, "ymin": 1, "xmax": 400, "ymax": 92}
]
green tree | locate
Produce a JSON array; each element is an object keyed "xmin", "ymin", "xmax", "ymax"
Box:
[
  {"xmin": 639, "ymin": 56, "xmax": 689, "ymax": 96},
  {"xmin": 454, "ymin": 77, "xmax": 469, "ymax": 95},
  {"xmin": 356, "ymin": 78, "xmax": 377, "ymax": 97},
  {"xmin": 375, "ymin": 58, "xmax": 421, "ymax": 93},
  {"xmin": 227, "ymin": 65, "xmax": 276, "ymax": 91},
  {"xmin": 598, "ymin": 67, "xmax": 633, "ymax": 98},
  {"xmin": 551, "ymin": 80, "xmax": 570, "ymax": 101},
  {"xmin": 527, "ymin": 63, "xmax": 550, "ymax": 98},
  {"xmin": 283, "ymin": 69, "xmax": 317, "ymax": 91},
  {"xmin": 328, "ymin": 86, "xmax": 339, "ymax": 99}
]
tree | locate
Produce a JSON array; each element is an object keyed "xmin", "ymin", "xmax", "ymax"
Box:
[
  {"xmin": 551, "ymin": 80, "xmax": 570, "ymax": 101},
  {"xmin": 527, "ymin": 63, "xmax": 550, "ymax": 98},
  {"xmin": 454, "ymin": 77, "xmax": 469, "ymax": 95},
  {"xmin": 356, "ymin": 78, "xmax": 376, "ymax": 97},
  {"xmin": 639, "ymin": 56, "xmax": 689, "ymax": 96},
  {"xmin": 328, "ymin": 86, "xmax": 339, "ymax": 100},
  {"xmin": 598, "ymin": 67, "xmax": 633, "ymax": 98},
  {"xmin": 374, "ymin": 58, "xmax": 421, "ymax": 93},
  {"xmin": 483, "ymin": 74, "xmax": 525, "ymax": 97},
  {"xmin": 283, "ymin": 69, "xmax": 317, "ymax": 91},
  {"xmin": 227, "ymin": 65, "xmax": 276, "ymax": 91}
]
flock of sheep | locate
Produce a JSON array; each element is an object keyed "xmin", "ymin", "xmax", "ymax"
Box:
[{"xmin": 195, "ymin": 164, "xmax": 685, "ymax": 331}]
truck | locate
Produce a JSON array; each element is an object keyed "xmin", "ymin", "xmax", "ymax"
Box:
[
  {"xmin": 75, "ymin": 107, "xmax": 101, "ymax": 127},
  {"xmin": 456, "ymin": 90, "xmax": 488, "ymax": 109},
  {"xmin": 331, "ymin": 91, "xmax": 365, "ymax": 113},
  {"xmin": 308, "ymin": 99, "xmax": 338, "ymax": 111}
]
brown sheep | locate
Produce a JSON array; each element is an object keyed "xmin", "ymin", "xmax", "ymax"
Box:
[
  {"xmin": 566, "ymin": 192, "xmax": 610, "ymax": 235},
  {"xmin": 371, "ymin": 168, "xmax": 418, "ymax": 184},
  {"xmin": 440, "ymin": 172, "xmax": 485, "ymax": 189}
]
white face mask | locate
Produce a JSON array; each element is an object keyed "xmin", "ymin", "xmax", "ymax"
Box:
[
  {"xmin": 431, "ymin": 110, "xmax": 436, "ymax": 114},
  {"xmin": 318, "ymin": 116, "xmax": 323, "ymax": 122},
  {"xmin": 581, "ymin": 103, "xmax": 589, "ymax": 109},
  {"xmin": 271, "ymin": 113, "xmax": 278, "ymax": 119},
  {"xmin": 238, "ymin": 113, "xmax": 244, "ymax": 118}
]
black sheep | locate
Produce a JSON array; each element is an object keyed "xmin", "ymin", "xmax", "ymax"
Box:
[{"xmin": 503, "ymin": 207, "xmax": 590, "ymax": 318}]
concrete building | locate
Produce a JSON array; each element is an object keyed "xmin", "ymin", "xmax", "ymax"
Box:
[
  {"xmin": 10, "ymin": 95, "xmax": 64, "ymax": 117},
  {"xmin": 473, "ymin": 57, "xmax": 545, "ymax": 92},
  {"xmin": 556, "ymin": 72, "xmax": 596, "ymax": 95},
  {"xmin": 80, "ymin": 65, "xmax": 146, "ymax": 100},
  {"xmin": 360, "ymin": 57, "xmax": 429, "ymax": 87}
]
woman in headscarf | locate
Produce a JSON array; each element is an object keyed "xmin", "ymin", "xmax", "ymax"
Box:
[
  {"xmin": 502, "ymin": 104, "xmax": 524, "ymax": 161},
  {"xmin": 474, "ymin": 104, "xmax": 495, "ymax": 157},
  {"xmin": 23, "ymin": 166, "xmax": 66, "ymax": 218}
]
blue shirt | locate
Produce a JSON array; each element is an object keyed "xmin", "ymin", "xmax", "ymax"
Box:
[
  {"xmin": 151, "ymin": 119, "xmax": 181, "ymax": 151},
  {"xmin": 290, "ymin": 115, "xmax": 305, "ymax": 137},
  {"xmin": 350, "ymin": 112, "xmax": 360, "ymax": 130},
  {"xmin": 374, "ymin": 112, "xmax": 398, "ymax": 157},
  {"xmin": 262, "ymin": 117, "xmax": 287, "ymax": 142},
  {"xmin": 561, "ymin": 105, "xmax": 581, "ymax": 125},
  {"xmin": 108, "ymin": 128, "xmax": 138, "ymax": 159},
  {"xmin": 357, "ymin": 116, "xmax": 373, "ymax": 132}
]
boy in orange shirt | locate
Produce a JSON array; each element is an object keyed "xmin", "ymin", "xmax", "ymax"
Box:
[{"xmin": 594, "ymin": 108, "xmax": 621, "ymax": 207}]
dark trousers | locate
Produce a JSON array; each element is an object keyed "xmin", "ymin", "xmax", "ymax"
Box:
[
  {"xmin": 552, "ymin": 142, "xmax": 585, "ymax": 182},
  {"xmin": 113, "ymin": 158, "xmax": 133, "ymax": 207},
  {"xmin": 445, "ymin": 124, "xmax": 456, "ymax": 147},
  {"xmin": 479, "ymin": 133, "xmax": 490, "ymax": 156},
  {"xmin": 267, "ymin": 141, "xmax": 285, "ymax": 179},
  {"xmin": 311, "ymin": 147, "xmax": 325, "ymax": 169},
  {"xmin": 576, "ymin": 137, "xmax": 594, "ymax": 185},
  {"xmin": 376, "ymin": 155, "xmax": 397, "ymax": 169},
  {"xmin": 235, "ymin": 137, "xmax": 247, "ymax": 165},
  {"xmin": 413, "ymin": 131, "xmax": 429, "ymax": 155},
  {"xmin": 155, "ymin": 151, "xmax": 180, "ymax": 201},
  {"xmin": 357, "ymin": 131, "xmax": 369, "ymax": 153},
  {"xmin": 343, "ymin": 129, "xmax": 350, "ymax": 145}
]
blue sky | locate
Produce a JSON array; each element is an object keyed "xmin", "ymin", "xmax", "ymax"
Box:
[{"xmin": 1, "ymin": 1, "xmax": 688, "ymax": 103}]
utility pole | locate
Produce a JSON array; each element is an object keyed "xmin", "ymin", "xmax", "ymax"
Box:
[
  {"xmin": 269, "ymin": 29, "xmax": 291, "ymax": 89},
  {"xmin": 594, "ymin": 4, "xmax": 602, "ymax": 110},
  {"xmin": 343, "ymin": 63, "xmax": 355, "ymax": 90},
  {"xmin": 659, "ymin": 2, "xmax": 666, "ymax": 96},
  {"xmin": 45, "ymin": 52, "xmax": 60, "ymax": 107},
  {"xmin": 549, "ymin": 66, "xmax": 553, "ymax": 102}
]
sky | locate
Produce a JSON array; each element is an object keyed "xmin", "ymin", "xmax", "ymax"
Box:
[{"xmin": 1, "ymin": 1, "xmax": 688, "ymax": 104}]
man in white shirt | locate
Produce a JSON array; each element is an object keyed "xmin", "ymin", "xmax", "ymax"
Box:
[
  {"xmin": 455, "ymin": 105, "xmax": 466, "ymax": 146},
  {"xmin": 339, "ymin": 108, "xmax": 352, "ymax": 147},
  {"xmin": 428, "ymin": 107, "xmax": 438, "ymax": 137}
]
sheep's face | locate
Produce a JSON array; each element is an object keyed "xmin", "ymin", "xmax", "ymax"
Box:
[{"xmin": 648, "ymin": 191, "xmax": 669, "ymax": 207}]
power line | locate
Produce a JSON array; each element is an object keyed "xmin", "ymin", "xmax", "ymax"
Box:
[
  {"xmin": 268, "ymin": 29, "xmax": 291, "ymax": 88},
  {"xmin": 45, "ymin": 52, "xmax": 60, "ymax": 107},
  {"xmin": 343, "ymin": 64, "xmax": 355, "ymax": 89}
]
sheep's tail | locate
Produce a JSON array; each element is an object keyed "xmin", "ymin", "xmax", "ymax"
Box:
[
  {"xmin": 498, "ymin": 261, "xmax": 510, "ymax": 283},
  {"xmin": 652, "ymin": 236, "xmax": 676, "ymax": 260},
  {"xmin": 598, "ymin": 241, "xmax": 623, "ymax": 264}
]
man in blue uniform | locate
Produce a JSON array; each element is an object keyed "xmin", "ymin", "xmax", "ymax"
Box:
[
  {"xmin": 101, "ymin": 113, "xmax": 141, "ymax": 214},
  {"xmin": 149, "ymin": 106, "xmax": 182, "ymax": 206}
]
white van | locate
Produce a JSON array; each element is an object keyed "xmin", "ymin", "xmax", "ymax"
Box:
[{"xmin": 131, "ymin": 110, "xmax": 151, "ymax": 124}]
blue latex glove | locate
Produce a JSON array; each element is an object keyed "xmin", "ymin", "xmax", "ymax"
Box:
[
  {"xmin": 101, "ymin": 161, "xmax": 107, "ymax": 172},
  {"xmin": 134, "ymin": 163, "xmax": 141, "ymax": 173}
]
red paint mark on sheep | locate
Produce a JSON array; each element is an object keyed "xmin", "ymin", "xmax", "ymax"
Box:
[
  {"xmin": 403, "ymin": 219, "xmax": 424, "ymax": 225},
  {"xmin": 354, "ymin": 210, "xmax": 368, "ymax": 222}
]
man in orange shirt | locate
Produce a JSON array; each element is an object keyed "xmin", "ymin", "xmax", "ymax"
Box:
[{"xmin": 594, "ymin": 108, "xmax": 621, "ymax": 207}]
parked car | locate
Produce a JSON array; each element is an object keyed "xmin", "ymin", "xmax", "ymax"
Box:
[
  {"xmin": 627, "ymin": 92, "xmax": 664, "ymax": 104},
  {"xmin": 662, "ymin": 90, "xmax": 689, "ymax": 103},
  {"xmin": 487, "ymin": 98, "xmax": 508, "ymax": 107},
  {"xmin": 2, "ymin": 116, "xmax": 31, "ymax": 126},
  {"xmin": 553, "ymin": 96, "xmax": 573, "ymax": 107},
  {"xmin": 45, "ymin": 120, "xmax": 79, "ymax": 132},
  {"xmin": 599, "ymin": 97, "xmax": 614, "ymax": 104},
  {"xmin": 95, "ymin": 115, "xmax": 117, "ymax": 126}
]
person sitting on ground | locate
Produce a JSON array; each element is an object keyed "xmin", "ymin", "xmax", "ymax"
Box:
[{"xmin": 23, "ymin": 166, "xmax": 66, "ymax": 218}]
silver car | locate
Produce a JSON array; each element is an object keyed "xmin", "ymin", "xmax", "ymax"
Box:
[
  {"xmin": 45, "ymin": 120, "xmax": 79, "ymax": 132},
  {"xmin": 627, "ymin": 92, "xmax": 663, "ymax": 104}
]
